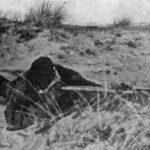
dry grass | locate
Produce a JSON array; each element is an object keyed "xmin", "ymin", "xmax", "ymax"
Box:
[
  {"xmin": 24, "ymin": 1, "xmax": 66, "ymax": 28},
  {"xmin": 113, "ymin": 16, "xmax": 132, "ymax": 28},
  {"xmin": 2, "ymin": 73, "xmax": 150, "ymax": 150},
  {"xmin": 44, "ymin": 90, "xmax": 150, "ymax": 150}
]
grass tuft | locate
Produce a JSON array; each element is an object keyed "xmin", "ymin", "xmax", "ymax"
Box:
[
  {"xmin": 24, "ymin": 0, "xmax": 66, "ymax": 28},
  {"xmin": 113, "ymin": 16, "xmax": 132, "ymax": 28}
]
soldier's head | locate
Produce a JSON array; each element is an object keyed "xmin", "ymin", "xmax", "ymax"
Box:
[{"xmin": 4, "ymin": 57, "xmax": 56, "ymax": 130}]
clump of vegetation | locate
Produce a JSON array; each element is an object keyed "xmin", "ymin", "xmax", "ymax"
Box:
[
  {"xmin": 115, "ymin": 32, "xmax": 122, "ymax": 37},
  {"xmin": 85, "ymin": 48, "xmax": 96, "ymax": 56},
  {"xmin": 94, "ymin": 40, "xmax": 103, "ymax": 47},
  {"xmin": 126, "ymin": 40, "xmax": 137, "ymax": 48},
  {"xmin": 24, "ymin": 0, "xmax": 66, "ymax": 28},
  {"xmin": 113, "ymin": 16, "xmax": 132, "ymax": 28}
]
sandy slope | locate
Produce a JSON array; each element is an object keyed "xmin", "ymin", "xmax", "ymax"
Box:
[
  {"xmin": 1, "ymin": 25, "xmax": 150, "ymax": 149},
  {"xmin": 1, "ymin": 27, "xmax": 150, "ymax": 86}
]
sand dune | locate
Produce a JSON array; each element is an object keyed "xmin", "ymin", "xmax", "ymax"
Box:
[{"xmin": 0, "ymin": 0, "xmax": 150, "ymax": 25}]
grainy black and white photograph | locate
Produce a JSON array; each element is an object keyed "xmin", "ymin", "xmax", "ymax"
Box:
[{"xmin": 0, "ymin": 0, "xmax": 150, "ymax": 149}]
